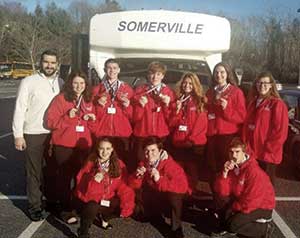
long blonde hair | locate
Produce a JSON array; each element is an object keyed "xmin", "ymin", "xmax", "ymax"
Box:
[{"xmin": 175, "ymin": 72, "xmax": 207, "ymax": 112}]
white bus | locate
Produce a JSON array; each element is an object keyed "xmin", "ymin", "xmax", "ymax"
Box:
[{"xmin": 86, "ymin": 10, "xmax": 231, "ymax": 88}]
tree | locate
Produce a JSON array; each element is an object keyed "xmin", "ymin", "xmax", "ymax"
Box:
[
  {"xmin": 45, "ymin": 2, "xmax": 75, "ymax": 63},
  {"xmin": 6, "ymin": 4, "xmax": 48, "ymax": 68},
  {"xmin": 68, "ymin": 0, "xmax": 123, "ymax": 33}
]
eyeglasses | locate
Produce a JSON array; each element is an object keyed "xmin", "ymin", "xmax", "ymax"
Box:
[{"xmin": 256, "ymin": 82, "xmax": 272, "ymax": 86}]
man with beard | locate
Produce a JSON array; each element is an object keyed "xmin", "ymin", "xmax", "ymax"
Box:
[{"xmin": 12, "ymin": 49, "xmax": 64, "ymax": 221}]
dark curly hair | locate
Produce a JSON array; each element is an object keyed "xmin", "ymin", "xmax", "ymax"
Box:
[{"xmin": 62, "ymin": 70, "xmax": 92, "ymax": 102}]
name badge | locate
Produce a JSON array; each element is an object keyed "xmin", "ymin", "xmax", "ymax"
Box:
[
  {"xmin": 76, "ymin": 125, "xmax": 85, "ymax": 132},
  {"xmin": 178, "ymin": 125, "xmax": 187, "ymax": 131},
  {"xmin": 107, "ymin": 107, "xmax": 116, "ymax": 114},
  {"xmin": 208, "ymin": 113, "xmax": 216, "ymax": 120},
  {"xmin": 156, "ymin": 107, "xmax": 161, "ymax": 112},
  {"xmin": 100, "ymin": 199, "xmax": 110, "ymax": 207}
]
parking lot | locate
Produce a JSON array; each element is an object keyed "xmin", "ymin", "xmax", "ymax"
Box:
[{"xmin": 0, "ymin": 80, "xmax": 299, "ymax": 238}]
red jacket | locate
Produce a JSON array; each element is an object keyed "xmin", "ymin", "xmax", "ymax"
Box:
[
  {"xmin": 92, "ymin": 81, "xmax": 134, "ymax": 137},
  {"xmin": 132, "ymin": 84, "xmax": 175, "ymax": 138},
  {"xmin": 242, "ymin": 97, "xmax": 288, "ymax": 164},
  {"xmin": 206, "ymin": 85, "xmax": 246, "ymax": 136},
  {"xmin": 129, "ymin": 151, "xmax": 190, "ymax": 194},
  {"xmin": 169, "ymin": 97, "xmax": 207, "ymax": 147},
  {"xmin": 74, "ymin": 159, "xmax": 135, "ymax": 217},
  {"xmin": 214, "ymin": 156, "xmax": 275, "ymax": 214},
  {"xmin": 46, "ymin": 94, "xmax": 94, "ymax": 149}
]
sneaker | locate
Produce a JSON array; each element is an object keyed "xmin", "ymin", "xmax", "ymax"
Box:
[
  {"xmin": 264, "ymin": 222, "xmax": 275, "ymax": 238},
  {"xmin": 60, "ymin": 210, "xmax": 78, "ymax": 224},
  {"xmin": 210, "ymin": 231, "xmax": 237, "ymax": 237}
]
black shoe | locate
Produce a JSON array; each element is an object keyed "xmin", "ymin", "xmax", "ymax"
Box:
[
  {"xmin": 263, "ymin": 222, "xmax": 275, "ymax": 238},
  {"xmin": 210, "ymin": 231, "xmax": 237, "ymax": 237},
  {"xmin": 171, "ymin": 227, "xmax": 184, "ymax": 238},
  {"xmin": 100, "ymin": 220, "xmax": 113, "ymax": 230},
  {"xmin": 96, "ymin": 214, "xmax": 113, "ymax": 230},
  {"xmin": 29, "ymin": 210, "xmax": 47, "ymax": 222},
  {"xmin": 40, "ymin": 209, "xmax": 49, "ymax": 219}
]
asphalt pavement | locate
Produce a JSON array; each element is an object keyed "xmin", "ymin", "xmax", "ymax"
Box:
[{"xmin": 0, "ymin": 80, "xmax": 299, "ymax": 238}]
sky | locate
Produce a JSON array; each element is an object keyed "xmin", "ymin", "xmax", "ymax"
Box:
[{"xmin": 5, "ymin": 0, "xmax": 300, "ymax": 19}]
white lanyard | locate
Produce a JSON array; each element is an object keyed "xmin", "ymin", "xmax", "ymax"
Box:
[
  {"xmin": 75, "ymin": 95, "xmax": 83, "ymax": 109},
  {"xmin": 38, "ymin": 71, "xmax": 58, "ymax": 93},
  {"xmin": 256, "ymin": 98, "xmax": 264, "ymax": 108},
  {"xmin": 147, "ymin": 158, "xmax": 161, "ymax": 172},
  {"xmin": 99, "ymin": 159, "xmax": 110, "ymax": 172},
  {"xmin": 104, "ymin": 79, "xmax": 120, "ymax": 102},
  {"xmin": 214, "ymin": 83, "xmax": 230, "ymax": 94},
  {"xmin": 144, "ymin": 84, "xmax": 162, "ymax": 95}
]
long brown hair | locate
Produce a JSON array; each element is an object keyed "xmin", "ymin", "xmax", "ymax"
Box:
[
  {"xmin": 87, "ymin": 137, "xmax": 121, "ymax": 178},
  {"xmin": 248, "ymin": 71, "xmax": 280, "ymax": 102},
  {"xmin": 63, "ymin": 70, "xmax": 92, "ymax": 103},
  {"xmin": 212, "ymin": 62, "xmax": 237, "ymax": 87},
  {"xmin": 175, "ymin": 72, "xmax": 207, "ymax": 112}
]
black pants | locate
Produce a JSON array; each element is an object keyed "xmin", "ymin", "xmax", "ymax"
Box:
[
  {"xmin": 258, "ymin": 160, "xmax": 277, "ymax": 185},
  {"xmin": 171, "ymin": 145, "xmax": 205, "ymax": 191},
  {"xmin": 53, "ymin": 145, "xmax": 89, "ymax": 210},
  {"xmin": 24, "ymin": 133, "xmax": 51, "ymax": 213},
  {"xmin": 74, "ymin": 197, "xmax": 120, "ymax": 234},
  {"xmin": 215, "ymin": 195, "xmax": 272, "ymax": 237},
  {"xmin": 226, "ymin": 209, "xmax": 272, "ymax": 237},
  {"xmin": 206, "ymin": 134, "xmax": 236, "ymax": 193},
  {"xmin": 110, "ymin": 137, "xmax": 130, "ymax": 166},
  {"xmin": 135, "ymin": 186, "xmax": 184, "ymax": 231}
]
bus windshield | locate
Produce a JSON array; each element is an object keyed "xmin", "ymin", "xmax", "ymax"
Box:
[
  {"xmin": 0, "ymin": 63, "xmax": 12, "ymax": 72},
  {"xmin": 118, "ymin": 58, "xmax": 211, "ymax": 90}
]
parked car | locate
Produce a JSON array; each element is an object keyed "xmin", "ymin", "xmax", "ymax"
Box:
[{"xmin": 280, "ymin": 89, "xmax": 300, "ymax": 178}]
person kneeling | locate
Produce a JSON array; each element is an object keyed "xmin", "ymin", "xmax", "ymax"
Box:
[
  {"xmin": 74, "ymin": 137, "xmax": 135, "ymax": 238},
  {"xmin": 211, "ymin": 137, "xmax": 275, "ymax": 238},
  {"xmin": 129, "ymin": 137, "xmax": 190, "ymax": 238}
]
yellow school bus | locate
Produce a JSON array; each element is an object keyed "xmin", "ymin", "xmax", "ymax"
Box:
[{"xmin": 0, "ymin": 62, "xmax": 34, "ymax": 80}]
